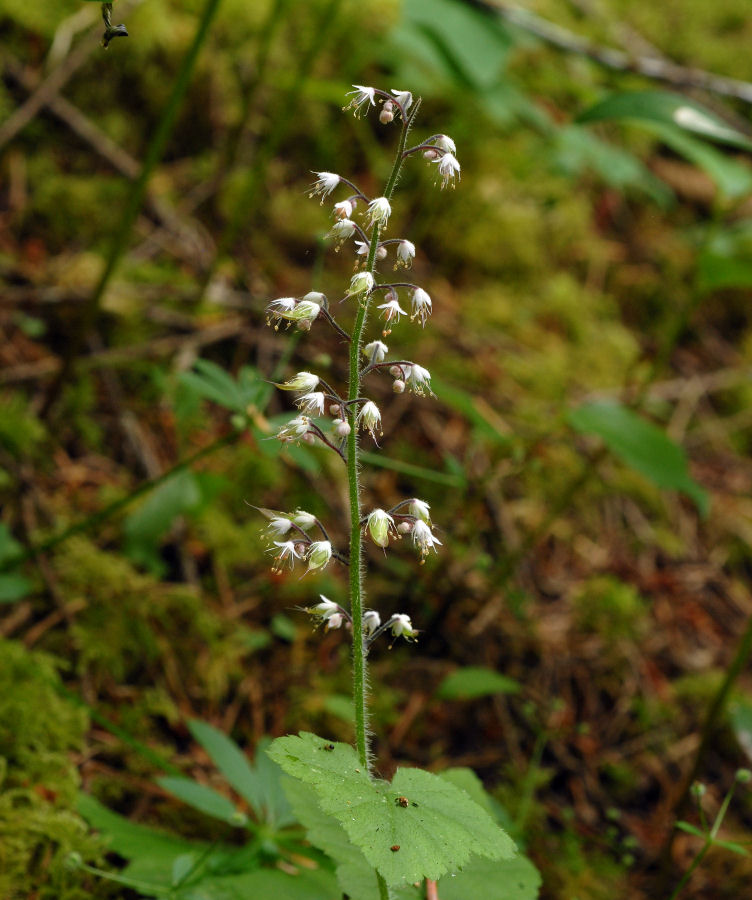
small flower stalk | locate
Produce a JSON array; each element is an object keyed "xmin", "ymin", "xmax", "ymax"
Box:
[{"xmin": 258, "ymin": 86, "xmax": 459, "ymax": 772}]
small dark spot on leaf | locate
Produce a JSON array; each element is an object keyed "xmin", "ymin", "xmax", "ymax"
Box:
[{"xmin": 391, "ymin": 845, "xmax": 400, "ymax": 852}]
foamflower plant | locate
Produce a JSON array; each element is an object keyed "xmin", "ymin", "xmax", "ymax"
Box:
[{"xmin": 260, "ymin": 86, "xmax": 524, "ymax": 899}]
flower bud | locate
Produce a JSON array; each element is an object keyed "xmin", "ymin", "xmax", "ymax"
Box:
[
  {"xmin": 397, "ymin": 520, "xmax": 412, "ymax": 534},
  {"xmin": 367, "ymin": 508, "xmax": 395, "ymax": 548},
  {"xmin": 379, "ymin": 100, "xmax": 395, "ymax": 124},
  {"xmin": 333, "ymin": 418, "xmax": 351, "ymax": 437},
  {"xmin": 423, "ymin": 148, "xmax": 440, "ymax": 161},
  {"xmin": 329, "ymin": 404, "xmax": 341, "ymax": 416},
  {"xmin": 392, "ymin": 379, "xmax": 405, "ymax": 394}
]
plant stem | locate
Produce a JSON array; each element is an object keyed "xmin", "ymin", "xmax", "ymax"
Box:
[
  {"xmin": 41, "ymin": 0, "xmax": 224, "ymax": 417},
  {"xmin": 346, "ymin": 105, "xmax": 417, "ymax": 772},
  {"xmin": 667, "ymin": 841, "xmax": 711, "ymax": 900},
  {"xmin": 376, "ymin": 871, "xmax": 392, "ymax": 900}
]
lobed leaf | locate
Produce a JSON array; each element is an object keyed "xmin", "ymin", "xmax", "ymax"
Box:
[{"xmin": 268, "ymin": 733, "xmax": 516, "ymax": 886}]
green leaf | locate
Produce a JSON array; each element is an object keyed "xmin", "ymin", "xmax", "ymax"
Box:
[
  {"xmin": 188, "ymin": 721, "xmax": 268, "ymax": 818},
  {"xmin": 675, "ymin": 821, "xmax": 706, "ymax": 839},
  {"xmin": 644, "ymin": 123, "xmax": 752, "ymax": 200},
  {"xmin": 0, "ymin": 573, "xmax": 32, "ymax": 603},
  {"xmin": 577, "ymin": 91, "xmax": 752, "ymax": 151},
  {"xmin": 698, "ymin": 221, "xmax": 752, "ymax": 292},
  {"xmin": 267, "ymin": 733, "xmax": 516, "ymax": 886},
  {"xmin": 172, "ymin": 867, "xmax": 339, "ymax": 900},
  {"xmin": 178, "ymin": 361, "xmax": 263, "ymax": 414},
  {"xmin": 78, "ymin": 792, "xmax": 210, "ymax": 883},
  {"xmin": 712, "ymin": 839, "xmax": 749, "ymax": 857},
  {"xmin": 438, "ymin": 855, "xmax": 541, "ymax": 900},
  {"xmin": 729, "ymin": 697, "xmax": 752, "ymax": 762},
  {"xmin": 282, "ymin": 778, "xmax": 420, "ymax": 900},
  {"xmin": 123, "ymin": 469, "xmax": 203, "ymax": 572},
  {"xmin": 551, "ymin": 125, "xmax": 673, "ymax": 206},
  {"xmin": 157, "ymin": 777, "xmax": 246, "ymax": 826},
  {"xmin": 0, "ymin": 522, "xmax": 23, "ymax": 565},
  {"xmin": 323, "ymin": 694, "xmax": 355, "ymax": 724},
  {"xmin": 437, "ymin": 667, "xmax": 521, "ymax": 700},
  {"xmin": 403, "ymin": 0, "xmax": 514, "ymax": 90},
  {"xmin": 568, "ymin": 402, "xmax": 708, "ymax": 516}
]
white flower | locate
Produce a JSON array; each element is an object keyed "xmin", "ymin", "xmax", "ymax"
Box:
[
  {"xmin": 268, "ymin": 540, "xmax": 303, "ymax": 572},
  {"xmin": 407, "ymin": 364, "xmax": 433, "ymax": 396},
  {"xmin": 310, "ymin": 171, "xmax": 340, "ymax": 200},
  {"xmin": 396, "ymin": 240, "xmax": 415, "ymax": 268},
  {"xmin": 345, "ymin": 84, "xmax": 376, "ymax": 116},
  {"xmin": 265, "ymin": 297, "xmax": 297, "ymax": 323},
  {"xmin": 357, "ymin": 400, "xmax": 382, "ymax": 439},
  {"xmin": 434, "ymin": 152, "xmax": 460, "ymax": 189},
  {"xmin": 409, "ymin": 498, "xmax": 431, "ymax": 524},
  {"xmin": 296, "ymin": 391, "xmax": 327, "ymax": 416},
  {"xmin": 303, "ymin": 291, "xmax": 326, "ymax": 305},
  {"xmin": 366, "ymin": 197, "xmax": 392, "ymax": 229},
  {"xmin": 311, "ymin": 595, "xmax": 339, "ymax": 618},
  {"xmin": 306, "ymin": 540, "xmax": 332, "ymax": 572},
  {"xmin": 377, "ymin": 297, "xmax": 407, "ymax": 325},
  {"xmin": 363, "ymin": 610, "xmax": 381, "ymax": 634},
  {"xmin": 363, "ymin": 340, "xmax": 388, "ymax": 363},
  {"xmin": 390, "ymin": 613, "xmax": 418, "ymax": 641},
  {"xmin": 367, "ymin": 508, "xmax": 395, "ymax": 548},
  {"xmin": 435, "ymin": 134, "xmax": 456, "ymax": 154},
  {"xmin": 291, "ymin": 510, "xmax": 317, "ymax": 530},
  {"xmin": 275, "ymin": 371, "xmax": 319, "ymax": 392},
  {"xmin": 334, "ymin": 199, "xmax": 353, "ymax": 219},
  {"xmin": 276, "ymin": 415, "xmax": 311, "ymax": 443},
  {"xmin": 410, "ymin": 287, "xmax": 432, "ymax": 326},
  {"xmin": 326, "ymin": 612, "xmax": 344, "ymax": 630},
  {"xmin": 355, "ymin": 240, "xmax": 386, "ymax": 260},
  {"xmin": 347, "ymin": 271, "xmax": 374, "ymax": 297},
  {"xmin": 390, "ymin": 88, "xmax": 413, "ymax": 112},
  {"xmin": 281, "ymin": 299, "xmax": 321, "ymax": 329},
  {"xmin": 412, "ymin": 519, "xmax": 442, "ymax": 558},
  {"xmin": 265, "ymin": 515, "xmax": 293, "ymax": 537},
  {"xmin": 327, "ymin": 219, "xmax": 357, "ymax": 242}
]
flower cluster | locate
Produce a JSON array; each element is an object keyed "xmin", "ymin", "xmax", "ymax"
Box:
[{"xmin": 259, "ymin": 86, "xmax": 459, "ymax": 656}]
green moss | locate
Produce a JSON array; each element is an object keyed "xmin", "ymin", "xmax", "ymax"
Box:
[
  {"xmin": 0, "ymin": 640, "xmax": 111, "ymax": 899},
  {"xmin": 572, "ymin": 575, "xmax": 650, "ymax": 644}
]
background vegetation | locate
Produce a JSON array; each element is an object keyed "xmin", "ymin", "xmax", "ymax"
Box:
[{"xmin": 2, "ymin": 0, "xmax": 752, "ymax": 897}]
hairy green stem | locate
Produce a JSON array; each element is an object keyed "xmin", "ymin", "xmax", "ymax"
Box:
[
  {"xmin": 376, "ymin": 871, "xmax": 392, "ymax": 900},
  {"xmin": 41, "ymin": 0, "xmax": 224, "ymax": 417},
  {"xmin": 346, "ymin": 105, "xmax": 418, "ymax": 771}
]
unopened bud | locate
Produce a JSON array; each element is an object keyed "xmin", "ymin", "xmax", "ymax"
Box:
[
  {"xmin": 393, "ymin": 379, "xmax": 405, "ymax": 394},
  {"xmin": 302, "ymin": 432, "xmax": 316, "ymax": 444},
  {"xmin": 333, "ymin": 418, "xmax": 351, "ymax": 437},
  {"xmin": 423, "ymin": 148, "xmax": 440, "ymax": 161},
  {"xmin": 380, "ymin": 100, "xmax": 395, "ymax": 124},
  {"xmin": 329, "ymin": 404, "xmax": 341, "ymax": 416},
  {"xmin": 397, "ymin": 521, "xmax": 412, "ymax": 534}
]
